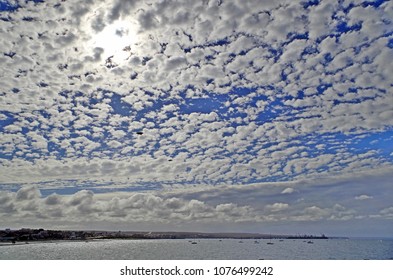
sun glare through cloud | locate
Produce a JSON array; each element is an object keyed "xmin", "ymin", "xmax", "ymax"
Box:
[{"xmin": 89, "ymin": 19, "xmax": 137, "ymax": 65}]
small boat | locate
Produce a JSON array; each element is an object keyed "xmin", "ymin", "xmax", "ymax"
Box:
[
  {"xmin": 191, "ymin": 241, "xmax": 197, "ymax": 244},
  {"xmin": 307, "ymin": 241, "xmax": 314, "ymax": 244},
  {"xmin": 266, "ymin": 242, "xmax": 274, "ymax": 245}
]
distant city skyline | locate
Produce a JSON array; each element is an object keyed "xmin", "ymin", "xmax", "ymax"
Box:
[{"xmin": 0, "ymin": 0, "xmax": 392, "ymax": 237}]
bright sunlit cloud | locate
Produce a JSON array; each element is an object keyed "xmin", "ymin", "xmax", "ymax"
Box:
[{"xmin": 89, "ymin": 19, "xmax": 137, "ymax": 64}]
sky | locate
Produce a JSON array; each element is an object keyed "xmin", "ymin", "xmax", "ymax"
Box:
[{"xmin": 0, "ymin": 0, "xmax": 392, "ymax": 237}]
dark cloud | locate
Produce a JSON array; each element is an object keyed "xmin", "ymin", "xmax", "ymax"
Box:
[
  {"xmin": 16, "ymin": 186, "xmax": 40, "ymax": 201},
  {"xmin": 44, "ymin": 193, "xmax": 62, "ymax": 205},
  {"xmin": 137, "ymin": 9, "xmax": 159, "ymax": 31},
  {"xmin": 108, "ymin": 0, "xmax": 137, "ymax": 22}
]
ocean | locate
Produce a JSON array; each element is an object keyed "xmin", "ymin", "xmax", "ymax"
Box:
[{"xmin": 1, "ymin": 238, "xmax": 392, "ymax": 260}]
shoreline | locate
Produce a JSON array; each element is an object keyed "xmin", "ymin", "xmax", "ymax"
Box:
[{"xmin": 1, "ymin": 228, "xmax": 330, "ymax": 243}]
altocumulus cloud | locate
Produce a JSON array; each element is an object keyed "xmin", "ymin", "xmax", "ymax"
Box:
[{"xmin": 0, "ymin": 0, "xmax": 392, "ymax": 236}]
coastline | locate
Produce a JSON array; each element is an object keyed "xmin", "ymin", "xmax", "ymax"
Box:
[{"xmin": 1, "ymin": 228, "xmax": 329, "ymax": 244}]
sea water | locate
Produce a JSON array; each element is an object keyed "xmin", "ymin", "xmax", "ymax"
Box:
[{"xmin": 1, "ymin": 238, "xmax": 392, "ymax": 260}]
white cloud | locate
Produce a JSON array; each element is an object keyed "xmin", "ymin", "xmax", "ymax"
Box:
[
  {"xmin": 265, "ymin": 203, "xmax": 289, "ymax": 212},
  {"xmin": 379, "ymin": 207, "xmax": 393, "ymax": 219},
  {"xmin": 355, "ymin": 195, "xmax": 373, "ymax": 200},
  {"xmin": 0, "ymin": 187, "xmax": 263, "ymax": 227},
  {"xmin": 281, "ymin": 188, "xmax": 295, "ymax": 194}
]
